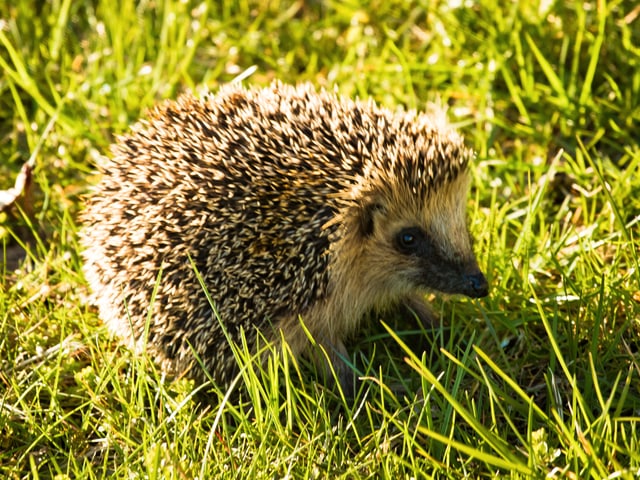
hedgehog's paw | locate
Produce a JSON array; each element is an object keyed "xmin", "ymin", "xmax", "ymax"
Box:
[
  {"xmin": 307, "ymin": 337, "xmax": 356, "ymax": 399},
  {"xmin": 387, "ymin": 293, "xmax": 451, "ymax": 369},
  {"xmin": 400, "ymin": 294, "xmax": 437, "ymax": 327},
  {"xmin": 327, "ymin": 340, "xmax": 356, "ymax": 399}
]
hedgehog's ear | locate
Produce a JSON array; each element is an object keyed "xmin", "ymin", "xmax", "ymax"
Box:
[{"xmin": 358, "ymin": 202, "xmax": 384, "ymax": 237}]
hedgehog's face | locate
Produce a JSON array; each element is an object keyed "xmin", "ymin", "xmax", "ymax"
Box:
[{"xmin": 355, "ymin": 172, "xmax": 488, "ymax": 300}]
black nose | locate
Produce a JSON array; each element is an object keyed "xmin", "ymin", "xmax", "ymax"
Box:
[{"xmin": 464, "ymin": 272, "xmax": 489, "ymax": 298}]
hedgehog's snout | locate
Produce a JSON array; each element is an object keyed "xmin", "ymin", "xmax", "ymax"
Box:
[{"xmin": 463, "ymin": 271, "xmax": 489, "ymax": 298}]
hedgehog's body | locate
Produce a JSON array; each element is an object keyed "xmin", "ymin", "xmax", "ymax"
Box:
[{"xmin": 81, "ymin": 82, "xmax": 488, "ymax": 392}]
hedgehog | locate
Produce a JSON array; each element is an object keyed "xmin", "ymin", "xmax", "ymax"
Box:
[{"xmin": 80, "ymin": 81, "xmax": 488, "ymax": 395}]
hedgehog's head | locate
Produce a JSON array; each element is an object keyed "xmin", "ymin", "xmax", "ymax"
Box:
[{"xmin": 333, "ymin": 114, "xmax": 488, "ymax": 310}]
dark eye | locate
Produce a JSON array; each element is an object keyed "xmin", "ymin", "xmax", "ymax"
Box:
[
  {"xmin": 395, "ymin": 227, "xmax": 425, "ymax": 254},
  {"xmin": 400, "ymin": 232, "xmax": 416, "ymax": 247}
]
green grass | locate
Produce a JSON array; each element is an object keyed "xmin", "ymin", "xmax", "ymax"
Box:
[{"xmin": 1, "ymin": 0, "xmax": 640, "ymax": 477}]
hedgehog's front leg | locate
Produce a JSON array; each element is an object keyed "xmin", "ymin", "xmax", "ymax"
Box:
[
  {"xmin": 401, "ymin": 293, "xmax": 438, "ymax": 327},
  {"xmin": 396, "ymin": 293, "xmax": 455, "ymax": 357},
  {"xmin": 313, "ymin": 336, "xmax": 355, "ymax": 398},
  {"xmin": 273, "ymin": 314, "xmax": 355, "ymax": 397}
]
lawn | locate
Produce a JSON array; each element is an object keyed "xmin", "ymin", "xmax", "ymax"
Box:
[{"xmin": 1, "ymin": 0, "xmax": 639, "ymax": 478}]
